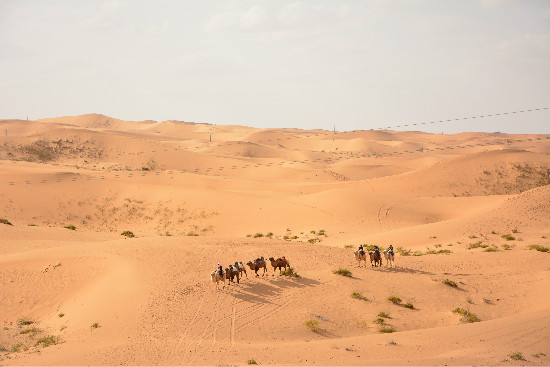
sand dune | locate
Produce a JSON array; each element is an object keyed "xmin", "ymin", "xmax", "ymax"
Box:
[{"xmin": 1, "ymin": 114, "xmax": 549, "ymax": 365}]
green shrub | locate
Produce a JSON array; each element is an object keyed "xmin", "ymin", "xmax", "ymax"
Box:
[
  {"xmin": 511, "ymin": 228, "xmax": 519, "ymax": 233},
  {"xmin": 35, "ymin": 336, "xmax": 59, "ymax": 348},
  {"xmin": 253, "ymin": 233, "xmax": 263, "ymax": 238},
  {"xmin": 509, "ymin": 351, "xmax": 525, "ymax": 361},
  {"xmin": 528, "ymin": 244, "xmax": 549, "ymax": 252},
  {"xmin": 333, "ymin": 268, "xmax": 352, "ymax": 277},
  {"xmin": 0, "ymin": 218, "xmax": 13, "ymax": 225},
  {"xmin": 266, "ymin": 232, "xmax": 273, "ymax": 238},
  {"xmin": 20, "ymin": 327, "xmax": 41, "ymax": 335},
  {"xmin": 305, "ymin": 319, "xmax": 319, "ymax": 332},
  {"xmin": 387, "ymin": 296, "xmax": 402, "ymax": 304},
  {"xmin": 187, "ymin": 231, "xmax": 199, "ymax": 236},
  {"xmin": 310, "ymin": 230, "xmax": 316, "ymax": 234},
  {"xmin": 344, "ymin": 244, "xmax": 353, "ymax": 248},
  {"xmin": 452, "ymin": 308, "xmax": 480, "ymax": 323},
  {"xmin": 121, "ymin": 230, "xmax": 134, "ymax": 238},
  {"xmin": 466, "ymin": 298, "xmax": 474, "ymax": 304},
  {"xmin": 484, "ymin": 246, "xmax": 499, "ymax": 252},
  {"xmin": 397, "ymin": 247, "xmax": 411, "ymax": 256},
  {"xmin": 28, "ymin": 223, "xmax": 37, "ymax": 227},
  {"xmin": 17, "ymin": 317, "xmax": 34, "ymax": 326},
  {"xmin": 403, "ymin": 302, "xmax": 414, "ymax": 309},
  {"xmin": 58, "ymin": 313, "xmax": 65, "ymax": 318},
  {"xmin": 442, "ymin": 279, "xmax": 458, "ymax": 288},
  {"xmin": 501, "ymin": 244, "xmax": 515, "ymax": 250},
  {"xmin": 501, "ymin": 234, "xmax": 515, "ymax": 241},
  {"xmin": 64, "ymin": 224, "xmax": 76, "ymax": 230},
  {"xmin": 372, "ymin": 317, "xmax": 385, "ymax": 324},
  {"xmin": 90, "ymin": 322, "xmax": 100, "ymax": 329},
  {"xmin": 11, "ymin": 343, "xmax": 27, "ymax": 352},
  {"xmin": 467, "ymin": 241, "xmax": 488, "ymax": 249},
  {"xmin": 281, "ymin": 267, "xmax": 300, "ymax": 278},
  {"xmin": 247, "ymin": 359, "xmax": 258, "ymax": 365},
  {"xmin": 318, "ymin": 229, "xmax": 326, "ymax": 236},
  {"xmin": 378, "ymin": 312, "xmax": 390, "ymax": 318},
  {"xmin": 379, "ymin": 325, "xmax": 395, "ymax": 333},
  {"xmin": 351, "ymin": 292, "xmax": 368, "ymax": 301}
]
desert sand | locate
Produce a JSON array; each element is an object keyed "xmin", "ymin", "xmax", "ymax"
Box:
[{"xmin": 1, "ymin": 114, "xmax": 549, "ymax": 366}]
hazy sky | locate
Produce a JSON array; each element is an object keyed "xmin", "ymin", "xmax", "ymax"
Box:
[{"xmin": 1, "ymin": 0, "xmax": 549, "ymax": 133}]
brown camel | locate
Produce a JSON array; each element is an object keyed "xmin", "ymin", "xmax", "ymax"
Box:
[
  {"xmin": 246, "ymin": 258, "xmax": 267, "ymax": 277},
  {"xmin": 268, "ymin": 256, "xmax": 289, "ymax": 275},
  {"xmin": 224, "ymin": 265, "xmax": 240, "ymax": 285},
  {"xmin": 210, "ymin": 270, "xmax": 225, "ymax": 290},
  {"xmin": 369, "ymin": 251, "xmax": 382, "ymax": 267},
  {"xmin": 234, "ymin": 261, "xmax": 247, "ymax": 278},
  {"xmin": 354, "ymin": 250, "xmax": 367, "ymax": 267}
]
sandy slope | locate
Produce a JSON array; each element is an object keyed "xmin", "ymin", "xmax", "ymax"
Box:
[{"xmin": 1, "ymin": 114, "xmax": 549, "ymax": 366}]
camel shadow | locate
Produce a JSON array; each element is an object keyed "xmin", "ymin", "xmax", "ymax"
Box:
[
  {"xmin": 229, "ymin": 275, "xmax": 320, "ymax": 302},
  {"xmin": 373, "ymin": 266, "xmax": 435, "ymax": 276}
]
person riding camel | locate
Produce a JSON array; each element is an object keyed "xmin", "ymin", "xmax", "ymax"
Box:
[
  {"xmin": 387, "ymin": 244, "xmax": 394, "ymax": 256},
  {"xmin": 358, "ymin": 244, "xmax": 364, "ymax": 256},
  {"xmin": 217, "ymin": 263, "xmax": 223, "ymax": 277},
  {"xmin": 374, "ymin": 245, "xmax": 380, "ymax": 257}
]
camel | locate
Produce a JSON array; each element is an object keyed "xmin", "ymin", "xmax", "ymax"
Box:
[
  {"xmin": 383, "ymin": 250, "xmax": 395, "ymax": 267},
  {"xmin": 354, "ymin": 250, "xmax": 367, "ymax": 267},
  {"xmin": 224, "ymin": 265, "xmax": 240, "ymax": 285},
  {"xmin": 268, "ymin": 256, "xmax": 289, "ymax": 275},
  {"xmin": 234, "ymin": 261, "xmax": 247, "ymax": 278},
  {"xmin": 210, "ymin": 270, "xmax": 225, "ymax": 290},
  {"xmin": 369, "ymin": 251, "xmax": 383, "ymax": 267},
  {"xmin": 246, "ymin": 258, "xmax": 267, "ymax": 277}
]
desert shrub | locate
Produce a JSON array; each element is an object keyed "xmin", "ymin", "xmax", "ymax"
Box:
[
  {"xmin": 511, "ymin": 228, "xmax": 519, "ymax": 233},
  {"xmin": 310, "ymin": 230, "xmax": 316, "ymax": 234},
  {"xmin": 501, "ymin": 234, "xmax": 515, "ymax": 241},
  {"xmin": 20, "ymin": 327, "xmax": 41, "ymax": 335},
  {"xmin": 121, "ymin": 230, "xmax": 134, "ymax": 238},
  {"xmin": 442, "ymin": 279, "xmax": 458, "ymax": 288},
  {"xmin": 253, "ymin": 233, "xmax": 263, "ymax": 238},
  {"xmin": 308, "ymin": 238, "xmax": 320, "ymax": 244},
  {"xmin": 484, "ymin": 246, "xmax": 499, "ymax": 252},
  {"xmin": 379, "ymin": 325, "xmax": 395, "ymax": 333},
  {"xmin": 58, "ymin": 313, "xmax": 65, "ymax": 318},
  {"xmin": 452, "ymin": 308, "xmax": 480, "ymax": 323},
  {"xmin": 187, "ymin": 231, "xmax": 199, "ymax": 236},
  {"xmin": 247, "ymin": 359, "xmax": 258, "ymax": 365},
  {"xmin": 333, "ymin": 268, "xmax": 352, "ymax": 277},
  {"xmin": 266, "ymin": 232, "xmax": 273, "ymax": 238},
  {"xmin": 469, "ymin": 234, "xmax": 478, "ymax": 239},
  {"xmin": 501, "ymin": 244, "xmax": 515, "ymax": 250},
  {"xmin": 17, "ymin": 317, "xmax": 34, "ymax": 326},
  {"xmin": 467, "ymin": 241, "xmax": 488, "ymax": 249},
  {"xmin": 281, "ymin": 267, "xmax": 300, "ymax": 278},
  {"xmin": 246, "ymin": 234, "xmax": 252, "ymax": 237},
  {"xmin": 28, "ymin": 223, "xmax": 37, "ymax": 226},
  {"xmin": 372, "ymin": 317, "xmax": 385, "ymax": 324},
  {"xmin": 291, "ymin": 235, "xmax": 298, "ymax": 239},
  {"xmin": 387, "ymin": 296, "xmax": 402, "ymax": 305},
  {"xmin": 318, "ymin": 229, "xmax": 326, "ymax": 236},
  {"xmin": 35, "ymin": 335, "xmax": 59, "ymax": 348},
  {"xmin": 491, "ymin": 230, "xmax": 497, "ymax": 234},
  {"xmin": 509, "ymin": 351, "xmax": 525, "ymax": 360},
  {"xmin": 344, "ymin": 244, "xmax": 353, "ymax": 248},
  {"xmin": 425, "ymin": 249, "xmax": 452, "ymax": 255},
  {"xmin": 351, "ymin": 292, "xmax": 368, "ymax": 301},
  {"xmin": 0, "ymin": 218, "xmax": 13, "ymax": 225},
  {"xmin": 378, "ymin": 312, "xmax": 390, "ymax": 318},
  {"xmin": 403, "ymin": 302, "xmax": 414, "ymax": 309},
  {"xmin": 305, "ymin": 319, "xmax": 319, "ymax": 332},
  {"xmin": 11, "ymin": 343, "xmax": 27, "ymax": 352},
  {"xmin": 397, "ymin": 247, "xmax": 411, "ymax": 256},
  {"xmin": 64, "ymin": 224, "xmax": 76, "ymax": 230},
  {"xmin": 466, "ymin": 298, "xmax": 474, "ymax": 304},
  {"xmin": 90, "ymin": 322, "xmax": 100, "ymax": 329},
  {"xmin": 283, "ymin": 235, "xmax": 290, "ymax": 240},
  {"xmin": 141, "ymin": 167, "xmax": 149, "ymax": 171},
  {"xmin": 528, "ymin": 244, "xmax": 549, "ymax": 252}
]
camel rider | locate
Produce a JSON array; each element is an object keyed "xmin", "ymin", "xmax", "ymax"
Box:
[
  {"xmin": 387, "ymin": 244, "xmax": 394, "ymax": 256},
  {"xmin": 358, "ymin": 244, "xmax": 364, "ymax": 255},
  {"xmin": 217, "ymin": 263, "xmax": 223, "ymax": 277},
  {"xmin": 374, "ymin": 245, "xmax": 380, "ymax": 257}
]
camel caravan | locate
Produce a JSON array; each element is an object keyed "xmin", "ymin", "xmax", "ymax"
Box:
[
  {"xmin": 354, "ymin": 244, "xmax": 395, "ymax": 268},
  {"xmin": 210, "ymin": 256, "xmax": 290, "ymax": 290}
]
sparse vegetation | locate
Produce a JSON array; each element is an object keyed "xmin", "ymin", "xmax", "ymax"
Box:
[
  {"xmin": 501, "ymin": 243, "xmax": 515, "ymax": 250},
  {"xmin": 11, "ymin": 343, "xmax": 27, "ymax": 352},
  {"xmin": 528, "ymin": 244, "xmax": 549, "ymax": 252},
  {"xmin": 378, "ymin": 312, "xmax": 390, "ymax": 318},
  {"xmin": 403, "ymin": 302, "xmax": 414, "ymax": 309},
  {"xmin": 90, "ymin": 322, "xmax": 100, "ymax": 329},
  {"xmin": 253, "ymin": 233, "xmax": 263, "ymax": 238},
  {"xmin": 452, "ymin": 308, "xmax": 480, "ymax": 323},
  {"xmin": 333, "ymin": 268, "xmax": 352, "ymax": 277},
  {"xmin": 509, "ymin": 351, "xmax": 525, "ymax": 361},
  {"xmin": 121, "ymin": 230, "xmax": 135, "ymax": 238},
  {"xmin": 58, "ymin": 313, "xmax": 65, "ymax": 318},
  {"xmin": 35, "ymin": 335, "xmax": 59, "ymax": 348},
  {"xmin": 310, "ymin": 230, "xmax": 316, "ymax": 234},
  {"xmin": 344, "ymin": 244, "xmax": 353, "ymax": 249},
  {"xmin": 20, "ymin": 327, "xmax": 41, "ymax": 335},
  {"xmin": 281, "ymin": 267, "xmax": 300, "ymax": 278},
  {"xmin": 187, "ymin": 231, "xmax": 199, "ymax": 236},
  {"xmin": 247, "ymin": 359, "xmax": 258, "ymax": 365},
  {"xmin": 373, "ymin": 317, "xmax": 385, "ymax": 324},
  {"xmin": 307, "ymin": 238, "xmax": 320, "ymax": 244},
  {"xmin": 442, "ymin": 279, "xmax": 458, "ymax": 288},
  {"xmin": 467, "ymin": 241, "xmax": 488, "ymax": 249},
  {"xmin": 0, "ymin": 218, "xmax": 13, "ymax": 225},
  {"xmin": 484, "ymin": 246, "xmax": 499, "ymax": 252},
  {"xmin": 266, "ymin": 232, "xmax": 273, "ymax": 238},
  {"xmin": 397, "ymin": 247, "xmax": 411, "ymax": 256},
  {"xmin": 318, "ymin": 229, "xmax": 326, "ymax": 236},
  {"xmin": 379, "ymin": 325, "xmax": 395, "ymax": 333},
  {"xmin": 28, "ymin": 223, "xmax": 37, "ymax": 226},
  {"xmin": 387, "ymin": 296, "xmax": 402, "ymax": 305},
  {"xmin": 64, "ymin": 224, "xmax": 76, "ymax": 231},
  {"xmin": 491, "ymin": 230, "xmax": 497, "ymax": 234},
  {"xmin": 17, "ymin": 317, "xmax": 34, "ymax": 326},
  {"xmin": 305, "ymin": 319, "xmax": 319, "ymax": 332},
  {"xmin": 512, "ymin": 228, "xmax": 519, "ymax": 233},
  {"xmin": 351, "ymin": 292, "xmax": 368, "ymax": 301},
  {"xmin": 501, "ymin": 234, "xmax": 515, "ymax": 241},
  {"xmin": 533, "ymin": 353, "xmax": 546, "ymax": 358}
]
